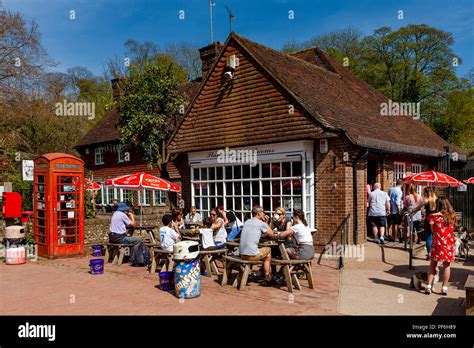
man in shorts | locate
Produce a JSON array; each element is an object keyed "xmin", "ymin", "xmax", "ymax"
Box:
[
  {"xmin": 239, "ymin": 205, "xmax": 274, "ymax": 282},
  {"xmin": 388, "ymin": 179, "xmax": 404, "ymax": 242},
  {"xmin": 367, "ymin": 183, "xmax": 390, "ymax": 245}
]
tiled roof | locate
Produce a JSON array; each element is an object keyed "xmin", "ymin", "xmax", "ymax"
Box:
[
  {"xmin": 231, "ymin": 34, "xmax": 452, "ymax": 157},
  {"xmin": 75, "ymin": 80, "xmax": 201, "ymax": 147}
]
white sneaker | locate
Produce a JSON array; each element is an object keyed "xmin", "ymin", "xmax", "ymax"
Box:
[
  {"xmin": 441, "ymin": 286, "xmax": 448, "ymax": 295},
  {"xmin": 425, "ymin": 285, "xmax": 432, "ymax": 294},
  {"xmin": 379, "ymin": 236, "xmax": 385, "ymax": 245},
  {"xmin": 374, "ymin": 237, "xmax": 380, "ymax": 244}
]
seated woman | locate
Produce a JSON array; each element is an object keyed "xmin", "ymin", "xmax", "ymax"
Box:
[
  {"xmin": 278, "ymin": 209, "xmax": 314, "ymax": 260},
  {"xmin": 210, "ymin": 207, "xmax": 228, "ymax": 248},
  {"xmin": 270, "ymin": 206, "xmax": 292, "ymax": 235},
  {"xmin": 171, "ymin": 208, "xmax": 185, "ymax": 232}
]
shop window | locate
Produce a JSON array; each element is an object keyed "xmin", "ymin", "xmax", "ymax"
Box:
[{"xmin": 190, "ymin": 159, "xmax": 314, "ymax": 227}]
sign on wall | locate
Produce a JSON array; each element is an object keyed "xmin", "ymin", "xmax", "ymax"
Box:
[
  {"xmin": 22, "ymin": 160, "xmax": 34, "ymax": 181},
  {"xmin": 320, "ymin": 139, "xmax": 328, "ymax": 153}
]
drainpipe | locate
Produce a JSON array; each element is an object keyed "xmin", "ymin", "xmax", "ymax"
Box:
[{"xmin": 352, "ymin": 148, "xmax": 369, "ymax": 245}]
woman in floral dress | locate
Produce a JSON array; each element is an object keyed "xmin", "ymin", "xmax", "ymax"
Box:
[{"xmin": 425, "ymin": 197, "xmax": 457, "ymax": 295}]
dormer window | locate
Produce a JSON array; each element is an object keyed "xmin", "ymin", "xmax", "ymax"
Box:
[{"xmin": 95, "ymin": 147, "xmax": 104, "ymax": 165}]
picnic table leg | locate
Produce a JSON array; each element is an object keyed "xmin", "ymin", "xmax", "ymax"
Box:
[
  {"xmin": 232, "ymin": 264, "xmax": 241, "ymax": 288},
  {"xmin": 290, "ymin": 265, "xmax": 301, "ymax": 290},
  {"xmin": 117, "ymin": 247, "xmax": 125, "ymax": 266},
  {"xmin": 167, "ymin": 257, "xmax": 174, "ymax": 272},
  {"xmin": 239, "ymin": 264, "xmax": 251, "ymax": 291},
  {"xmin": 104, "ymin": 245, "xmax": 110, "ymax": 263},
  {"xmin": 111, "ymin": 247, "xmax": 119, "ymax": 265},
  {"xmin": 150, "ymin": 248, "xmax": 157, "ymax": 274},
  {"xmin": 282, "ymin": 264, "xmax": 293, "ymax": 293},
  {"xmin": 203, "ymin": 255, "xmax": 212, "ymax": 278},
  {"xmin": 210, "ymin": 257, "xmax": 220, "ymax": 276},
  {"xmin": 305, "ymin": 262, "xmax": 314, "ymax": 289},
  {"xmin": 221, "ymin": 260, "xmax": 230, "ymax": 286}
]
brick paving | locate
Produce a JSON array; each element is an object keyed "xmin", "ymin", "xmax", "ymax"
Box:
[{"xmin": 0, "ymin": 254, "xmax": 340, "ymax": 315}]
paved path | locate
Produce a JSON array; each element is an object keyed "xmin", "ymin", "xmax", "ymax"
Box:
[
  {"xmin": 0, "ymin": 254, "xmax": 340, "ymax": 315},
  {"xmin": 337, "ymin": 241, "xmax": 472, "ymax": 315},
  {"xmin": 2, "ymin": 241, "xmax": 471, "ymax": 315}
]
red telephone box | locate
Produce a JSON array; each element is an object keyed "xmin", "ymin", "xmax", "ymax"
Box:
[{"xmin": 33, "ymin": 153, "xmax": 85, "ymax": 259}]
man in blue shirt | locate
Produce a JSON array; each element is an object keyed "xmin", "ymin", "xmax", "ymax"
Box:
[
  {"xmin": 109, "ymin": 202, "xmax": 144, "ymax": 264},
  {"xmin": 388, "ymin": 179, "xmax": 404, "ymax": 242}
]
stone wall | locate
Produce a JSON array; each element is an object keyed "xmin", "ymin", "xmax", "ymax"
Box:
[{"xmin": 84, "ymin": 213, "xmax": 164, "ymax": 244}]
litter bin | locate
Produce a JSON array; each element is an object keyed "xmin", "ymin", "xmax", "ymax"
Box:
[
  {"xmin": 4, "ymin": 225, "xmax": 26, "ymax": 265},
  {"xmin": 173, "ymin": 241, "xmax": 201, "ymax": 299}
]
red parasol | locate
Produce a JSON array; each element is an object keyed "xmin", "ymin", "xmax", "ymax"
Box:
[
  {"xmin": 84, "ymin": 178, "xmax": 101, "ymax": 191},
  {"xmin": 464, "ymin": 177, "xmax": 474, "ymax": 184},
  {"xmin": 403, "ymin": 170, "xmax": 463, "ymax": 187},
  {"xmin": 104, "ymin": 172, "xmax": 181, "ymax": 224},
  {"xmin": 104, "ymin": 172, "xmax": 181, "ymax": 192}
]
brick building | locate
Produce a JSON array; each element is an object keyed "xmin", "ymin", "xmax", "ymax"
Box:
[
  {"xmin": 75, "ymin": 78, "xmax": 200, "ymax": 213},
  {"xmin": 167, "ymin": 33, "xmax": 466, "ymax": 250},
  {"xmin": 76, "ymin": 33, "xmax": 466, "ymax": 249}
]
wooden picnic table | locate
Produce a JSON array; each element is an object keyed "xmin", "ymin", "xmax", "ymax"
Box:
[{"xmin": 128, "ymin": 224, "xmax": 158, "ymax": 243}]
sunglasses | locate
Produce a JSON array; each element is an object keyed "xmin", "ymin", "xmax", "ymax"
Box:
[{"xmin": 210, "ymin": 213, "xmax": 217, "ymax": 216}]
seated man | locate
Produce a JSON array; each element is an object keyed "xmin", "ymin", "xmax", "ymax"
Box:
[
  {"xmin": 108, "ymin": 202, "xmax": 143, "ymax": 264},
  {"xmin": 184, "ymin": 206, "xmax": 202, "ymax": 225},
  {"xmin": 239, "ymin": 205, "xmax": 274, "ymax": 284}
]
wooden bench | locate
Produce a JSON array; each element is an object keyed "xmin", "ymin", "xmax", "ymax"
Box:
[
  {"xmin": 465, "ymin": 274, "xmax": 474, "ymax": 316},
  {"xmin": 199, "ymin": 248, "xmax": 227, "ymax": 279},
  {"xmin": 271, "ymin": 244, "xmax": 314, "ymax": 293},
  {"xmin": 221, "ymin": 255, "xmax": 264, "ymax": 290},
  {"xmin": 146, "ymin": 244, "xmax": 174, "ymax": 274},
  {"xmin": 104, "ymin": 242, "xmax": 134, "ymax": 266}
]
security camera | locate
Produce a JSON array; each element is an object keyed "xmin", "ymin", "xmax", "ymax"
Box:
[{"xmin": 223, "ymin": 70, "xmax": 234, "ymax": 80}]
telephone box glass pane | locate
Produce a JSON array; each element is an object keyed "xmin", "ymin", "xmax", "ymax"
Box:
[{"xmin": 56, "ymin": 175, "xmax": 79, "ymax": 245}]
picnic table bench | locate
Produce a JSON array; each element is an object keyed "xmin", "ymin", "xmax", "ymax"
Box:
[
  {"xmin": 146, "ymin": 243, "xmax": 174, "ymax": 274},
  {"xmin": 199, "ymin": 248, "xmax": 227, "ymax": 279},
  {"xmin": 271, "ymin": 244, "xmax": 314, "ymax": 292},
  {"xmin": 221, "ymin": 255, "xmax": 264, "ymax": 290},
  {"xmin": 104, "ymin": 242, "xmax": 134, "ymax": 266}
]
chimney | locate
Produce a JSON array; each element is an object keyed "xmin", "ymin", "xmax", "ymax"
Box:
[
  {"xmin": 199, "ymin": 42, "xmax": 223, "ymax": 78},
  {"xmin": 111, "ymin": 77, "xmax": 125, "ymax": 101}
]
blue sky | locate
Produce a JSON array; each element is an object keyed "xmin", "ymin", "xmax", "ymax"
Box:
[{"xmin": 4, "ymin": 0, "xmax": 474, "ymax": 77}]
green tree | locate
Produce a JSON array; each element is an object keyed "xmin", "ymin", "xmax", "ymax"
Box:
[
  {"xmin": 361, "ymin": 25, "xmax": 459, "ymax": 104},
  {"xmin": 117, "ymin": 55, "xmax": 187, "ymax": 168}
]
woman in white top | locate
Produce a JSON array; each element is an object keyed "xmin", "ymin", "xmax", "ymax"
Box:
[
  {"xmin": 198, "ymin": 217, "xmax": 216, "ymax": 249},
  {"xmin": 279, "ymin": 209, "xmax": 314, "ymax": 260},
  {"xmin": 210, "ymin": 207, "xmax": 228, "ymax": 245}
]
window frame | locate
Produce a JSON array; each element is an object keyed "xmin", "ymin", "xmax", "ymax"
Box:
[
  {"xmin": 190, "ymin": 159, "xmax": 314, "ymax": 228},
  {"xmin": 94, "ymin": 147, "xmax": 104, "ymax": 165}
]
